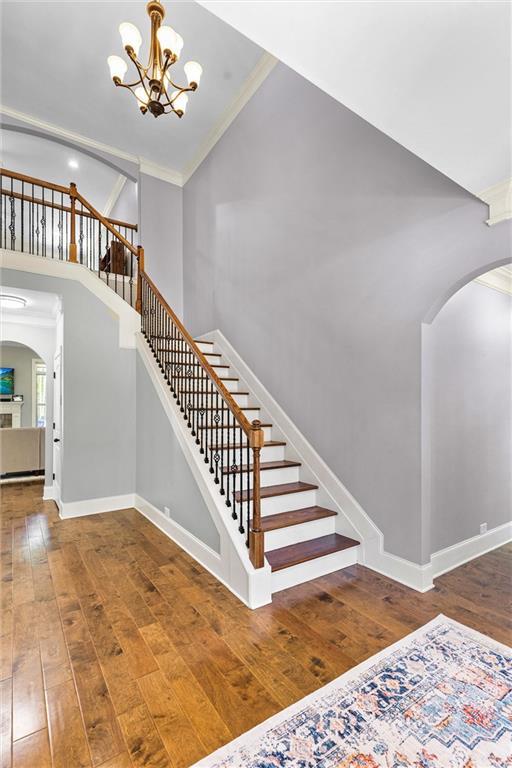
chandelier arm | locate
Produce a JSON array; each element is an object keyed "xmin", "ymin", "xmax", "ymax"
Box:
[{"xmin": 164, "ymin": 77, "xmax": 194, "ymax": 93}]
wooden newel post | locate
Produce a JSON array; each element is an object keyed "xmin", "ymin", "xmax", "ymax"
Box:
[
  {"xmin": 136, "ymin": 245, "xmax": 145, "ymax": 314},
  {"xmin": 249, "ymin": 420, "xmax": 265, "ymax": 568},
  {"xmin": 69, "ymin": 183, "xmax": 77, "ymax": 263}
]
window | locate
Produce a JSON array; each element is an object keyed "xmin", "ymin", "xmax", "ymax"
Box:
[{"xmin": 32, "ymin": 359, "xmax": 47, "ymax": 427}]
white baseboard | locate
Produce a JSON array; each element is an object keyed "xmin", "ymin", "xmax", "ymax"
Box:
[
  {"xmin": 430, "ymin": 521, "xmax": 512, "ymax": 579},
  {"xmin": 58, "ymin": 492, "xmax": 135, "ymax": 519},
  {"xmin": 134, "ymin": 493, "xmax": 224, "ymax": 587},
  {"xmin": 43, "ymin": 484, "xmax": 55, "ymax": 500}
]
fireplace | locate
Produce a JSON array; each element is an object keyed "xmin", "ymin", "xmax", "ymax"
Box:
[{"xmin": 0, "ymin": 401, "xmax": 23, "ymax": 428}]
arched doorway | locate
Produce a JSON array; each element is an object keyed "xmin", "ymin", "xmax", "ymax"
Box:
[{"xmin": 421, "ymin": 262, "xmax": 512, "ymax": 565}]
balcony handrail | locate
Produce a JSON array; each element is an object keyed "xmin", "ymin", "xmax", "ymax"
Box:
[{"xmin": 0, "ymin": 184, "xmax": 137, "ymax": 231}]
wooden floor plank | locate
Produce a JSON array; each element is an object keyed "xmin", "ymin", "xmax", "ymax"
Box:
[
  {"xmin": 1, "ymin": 481, "xmax": 511, "ymax": 768},
  {"xmin": 12, "ymin": 728, "xmax": 52, "ymax": 768},
  {"xmin": 0, "ymin": 678, "xmax": 12, "ymax": 768},
  {"xmin": 45, "ymin": 680, "xmax": 91, "ymax": 768}
]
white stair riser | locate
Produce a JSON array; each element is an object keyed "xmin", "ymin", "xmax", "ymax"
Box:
[
  {"xmin": 193, "ymin": 409, "xmax": 260, "ymax": 426},
  {"xmin": 196, "ymin": 344, "xmax": 215, "ymax": 354},
  {"xmin": 270, "ymin": 546, "xmax": 359, "ymax": 593},
  {"xmin": 200, "ymin": 425, "xmax": 272, "ymax": 441},
  {"xmin": 164, "ymin": 364, "xmax": 230, "ymax": 378},
  {"xmin": 209, "ymin": 444, "xmax": 286, "ymax": 465},
  {"xmin": 163, "ymin": 378, "xmax": 240, "ymax": 393},
  {"xmin": 261, "ymin": 489, "xmax": 317, "ymax": 517},
  {"xmin": 234, "ymin": 466, "xmax": 301, "ymax": 490},
  {"xmin": 265, "ymin": 516, "xmax": 336, "ymax": 551},
  {"xmin": 183, "ymin": 392, "xmax": 250, "ymax": 408}
]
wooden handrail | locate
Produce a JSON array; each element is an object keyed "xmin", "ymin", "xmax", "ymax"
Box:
[
  {"xmin": 75, "ymin": 190, "xmax": 138, "ymax": 257},
  {"xmin": 0, "ymin": 167, "xmax": 70, "ymax": 195},
  {"xmin": 0, "ymin": 186, "xmax": 138, "ymax": 231},
  {"xmin": 141, "ymin": 269, "xmax": 255, "ymax": 440}
]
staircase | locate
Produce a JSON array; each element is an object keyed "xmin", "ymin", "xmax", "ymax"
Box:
[
  {"xmin": 189, "ymin": 336, "xmax": 360, "ymax": 591},
  {"xmin": 1, "ymin": 165, "xmax": 360, "ymax": 599}
]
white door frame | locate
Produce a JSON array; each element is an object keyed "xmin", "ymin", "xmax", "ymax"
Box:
[{"xmin": 52, "ymin": 348, "xmax": 63, "ymax": 508}]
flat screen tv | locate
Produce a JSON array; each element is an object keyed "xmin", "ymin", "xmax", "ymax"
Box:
[{"xmin": 0, "ymin": 368, "xmax": 14, "ymax": 396}]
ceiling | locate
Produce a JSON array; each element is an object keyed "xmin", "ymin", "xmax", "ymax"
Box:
[
  {"xmin": 1, "ymin": 130, "xmax": 132, "ymax": 214},
  {"xmin": 0, "ymin": 285, "xmax": 60, "ymax": 328},
  {"xmin": 0, "ymin": 1, "xmax": 264, "ymax": 174},
  {"xmin": 197, "ymin": 0, "xmax": 511, "ymax": 196}
]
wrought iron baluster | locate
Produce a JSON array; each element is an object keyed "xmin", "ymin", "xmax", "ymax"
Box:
[
  {"xmin": 79, "ymin": 204, "xmax": 84, "ymax": 264},
  {"xmin": 51, "ymin": 189, "xmax": 54, "ymax": 258},
  {"xmin": 9, "ymin": 176, "xmax": 16, "ymax": 251},
  {"xmin": 238, "ymin": 427, "xmax": 245, "ymax": 534},
  {"xmin": 219, "ymin": 398, "xmax": 226, "ymax": 496},
  {"xmin": 246, "ymin": 436, "xmax": 250, "ymax": 547},
  {"xmin": 41, "ymin": 187, "xmax": 46, "ymax": 257},
  {"xmin": 212, "ymin": 389, "xmax": 220, "ymax": 480}
]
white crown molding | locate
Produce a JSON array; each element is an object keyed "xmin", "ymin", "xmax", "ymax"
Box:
[
  {"xmin": 474, "ymin": 265, "xmax": 512, "ymax": 296},
  {"xmin": 478, "ymin": 177, "xmax": 512, "ymax": 226},
  {"xmin": 1, "ymin": 53, "xmax": 278, "ymax": 191},
  {"xmin": 0, "ymin": 104, "xmax": 182, "ymax": 187},
  {"xmin": 103, "ymin": 173, "xmax": 126, "ymax": 218},
  {"xmin": 182, "ymin": 52, "xmax": 278, "ymax": 184},
  {"xmin": 138, "ymin": 157, "xmax": 183, "ymax": 187}
]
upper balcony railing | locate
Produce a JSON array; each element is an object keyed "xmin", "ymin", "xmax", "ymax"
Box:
[
  {"xmin": 0, "ymin": 166, "xmax": 265, "ymax": 569},
  {"xmin": 0, "ymin": 168, "xmax": 143, "ymax": 309}
]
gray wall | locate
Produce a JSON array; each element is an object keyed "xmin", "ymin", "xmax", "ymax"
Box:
[
  {"xmin": 1, "ymin": 269, "xmax": 136, "ymax": 503},
  {"xmin": 430, "ymin": 281, "xmax": 512, "ymax": 551},
  {"xmin": 139, "ymin": 172, "xmax": 183, "ymax": 317},
  {"xmin": 136, "ymin": 355, "xmax": 220, "ymax": 551},
  {"xmin": 0, "ymin": 343, "xmax": 40, "ymax": 427},
  {"xmin": 183, "ymin": 63, "xmax": 511, "ymax": 564},
  {"xmin": 110, "ymin": 179, "xmax": 138, "ymax": 226}
]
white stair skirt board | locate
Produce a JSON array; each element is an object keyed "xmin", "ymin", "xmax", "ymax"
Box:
[
  {"xmin": 0, "ymin": 249, "xmax": 140, "ymax": 349},
  {"xmin": 271, "ymin": 546, "xmax": 359, "ymax": 593},
  {"xmin": 136, "ymin": 333, "xmax": 272, "ymax": 610}
]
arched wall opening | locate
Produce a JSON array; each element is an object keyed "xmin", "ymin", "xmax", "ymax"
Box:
[
  {"xmin": 1, "ymin": 125, "xmax": 139, "ymax": 225},
  {"xmin": 421, "ymin": 260, "xmax": 512, "ymax": 564},
  {"xmin": 0, "ymin": 339, "xmax": 53, "ymax": 489},
  {"xmin": 0, "ymin": 285, "xmax": 60, "ymax": 495}
]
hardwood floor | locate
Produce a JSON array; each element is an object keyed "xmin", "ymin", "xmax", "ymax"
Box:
[{"xmin": 1, "ymin": 481, "xmax": 510, "ymax": 768}]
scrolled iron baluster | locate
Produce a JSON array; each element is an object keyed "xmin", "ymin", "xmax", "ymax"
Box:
[
  {"xmin": 8, "ymin": 177, "xmax": 16, "ymax": 250},
  {"xmin": 40, "ymin": 187, "xmax": 46, "ymax": 258},
  {"xmin": 212, "ymin": 390, "xmax": 220, "ymax": 481}
]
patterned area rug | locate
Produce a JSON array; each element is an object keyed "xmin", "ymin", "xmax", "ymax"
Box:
[{"xmin": 192, "ymin": 615, "xmax": 512, "ymax": 768}]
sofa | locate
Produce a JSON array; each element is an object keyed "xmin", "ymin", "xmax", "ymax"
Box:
[{"xmin": 0, "ymin": 427, "xmax": 45, "ymax": 475}]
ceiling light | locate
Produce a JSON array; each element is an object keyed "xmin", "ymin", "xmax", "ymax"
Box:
[
  {"xmin": 107, "ymin": 0, "xmax": 202, "ymax": 120},
  {"xmin": 68, "ymin": 159, "xmax": 79, "ymax": 169},
  {"xmin": 0, "ymin": 295, "xmax": 27, "ymax": 309}
]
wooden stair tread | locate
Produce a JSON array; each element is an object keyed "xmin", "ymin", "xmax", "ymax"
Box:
[
  {"xmin": 234, "ymin": 481, "xmax": 317, "ymax": 503},
  {"xmin": 223, "ymin": 460, "xmax": 301, "ymax": 475},
  {"xmin": 266, "ymin": 533, "xmax": 360, "ymax": 572},
  {"xmin": 260, "ymin": 506, "xmax": 337, "ymax": 532},
  {"xmin": 209, "ymin": 440, "xmax": 286, "ymax": 450},
  {"xmin": 194, "ymin": 339, "xmax": 214, "ymax": 345}
]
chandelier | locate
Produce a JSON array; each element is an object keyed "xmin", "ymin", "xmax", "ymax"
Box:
[{"xmin": 107, "ymin": 1, "xmax": 202, "ymax": 119}]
